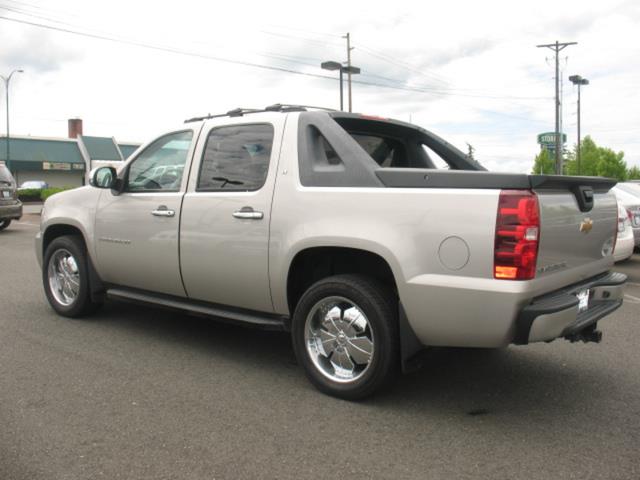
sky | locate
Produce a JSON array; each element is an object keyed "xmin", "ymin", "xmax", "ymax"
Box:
[{"xmin": 0, "ymin": 0, "xmax": 639, "ymax": 173}]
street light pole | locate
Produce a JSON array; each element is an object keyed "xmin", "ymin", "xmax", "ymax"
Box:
[
  {"xmin": 321, "ymin": 61, "xmax": 360, "ymax": 111},
  {"xmin": 569, "ymin": 74, "xmax": 589, "ymax": 175},
  {"xmin": 1, "ymin": 69, "xmax": 24, "ymax": 174},
  {"xmin": 339, "ymin": 68, "xmax": 344, "ymax": 111}
]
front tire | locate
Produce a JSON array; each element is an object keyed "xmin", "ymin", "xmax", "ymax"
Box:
[
  {"xmin": 43, "ymin": 235, "xmax": 102, "ymax": 317},
  {"xmin": 292, "ymin": 274, "xmax": 399, "ymax": 400},
  {"xmin": 0, "ymin": 219, "xmax": 11, "ymax": 231}
]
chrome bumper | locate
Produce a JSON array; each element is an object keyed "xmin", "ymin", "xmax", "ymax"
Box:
[{"xmin": 514, "ymin": 271, "xmax": 627, "ymax": 344}]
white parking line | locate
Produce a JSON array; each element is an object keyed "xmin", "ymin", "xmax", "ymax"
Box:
[
  {"xmin": 14, "ymin": 222, "xmax": 40, "ymax": 227},
  {"xmin": 624, "ymin": 294, "xmax": 640, "ymax": 304}
]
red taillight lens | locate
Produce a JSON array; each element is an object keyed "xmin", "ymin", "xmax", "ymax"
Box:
[{"xmin": 494, "ymin": 190, "xmax": 540, "ymax": 280}]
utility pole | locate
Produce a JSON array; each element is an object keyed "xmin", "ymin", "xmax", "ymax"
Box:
[
  {"xmin": 344, "ymin": 32, "xmax": 354, "ymax": 112},
  {"xmin": 536, "ymin": 40, "xmax": 577, "ymax": 175},
  {"xmin": 1, "ymin": 69, "xmax": 23, "ymax": 175}
]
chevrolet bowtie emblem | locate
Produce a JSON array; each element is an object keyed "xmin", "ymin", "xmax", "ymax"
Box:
[{"xmin": 579, "ymin": 217, "xmax": 593, "ymax": 233}]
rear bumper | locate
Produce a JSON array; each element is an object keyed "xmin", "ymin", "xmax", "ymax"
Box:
[
  {"xmin": 0, "ymin": 201, "xmax": 22, "ymax": 220},
  {"xmin": 633, "ymin": 226, "xmax": 640, "ymax": 246},
  {"xmin": 614, "ymin": 231, "xmax": 635, "ymax": 262},
  {"xmin": 514, "ymin": 271, "xmax": 627, "ymax": 344}
]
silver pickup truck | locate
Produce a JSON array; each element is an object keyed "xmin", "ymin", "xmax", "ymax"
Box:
[{"xmin": 36, "ymin": 104, "xmax": 627, "ymax": 399}]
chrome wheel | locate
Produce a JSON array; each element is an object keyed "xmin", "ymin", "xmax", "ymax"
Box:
[
  {"xmin": 304, "ymin": 296, "xmax": 375, "ymax": 383},
  {"xmin": 47, "ymin": 249, "xmax": 80, "ymax": 306}
]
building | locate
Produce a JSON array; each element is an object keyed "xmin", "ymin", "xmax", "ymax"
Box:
[{"xmin": 0, "ymin": 119, "xmax": 140, "ymax": 188}]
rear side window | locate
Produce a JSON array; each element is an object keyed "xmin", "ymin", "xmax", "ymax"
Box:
[{"xmin": 198, "ymin": 124, "xmax": 274, "ymax": 191}]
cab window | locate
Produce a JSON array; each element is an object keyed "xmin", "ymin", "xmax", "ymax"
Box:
[{"xmin": 197, "ymin": 124, "xmax": 274, "ymax": 192}]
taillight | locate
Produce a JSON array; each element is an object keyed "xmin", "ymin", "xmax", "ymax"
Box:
[
  {"xmin": 627, "ymin": 208, "xmax": 633, "ymax": 223},
  {"xmin": 494, "ymin": 190, "xmax": 540, "ymax": 280}
]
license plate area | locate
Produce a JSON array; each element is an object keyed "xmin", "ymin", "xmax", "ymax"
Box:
[{"xmin": 577, "ymin": 289, "xmax": 590, "ymax": 312}]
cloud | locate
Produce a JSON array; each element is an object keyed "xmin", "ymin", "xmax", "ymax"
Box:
[
  {"xmin": 0, "ymin": 23, "xmax": 81, "ymax": 74},
  {"xmin": 2, "ymin": 0, "xmax": 639, "ymax": 172}
]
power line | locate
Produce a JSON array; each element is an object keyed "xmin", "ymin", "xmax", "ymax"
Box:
[
  {"xmin": 0, "ymin": 14, "xmax": 551, "ymax": 103},
  {"xmin": 353, "ymin": 41, "xmax": 548, "ymax": 100},
  {"xmin": 355, "ymin": 43, "xmax": 450, "ymax": 87},
  {"xmin": 0, "ymin": 4, "xmax": 550, "ymax": 102}
]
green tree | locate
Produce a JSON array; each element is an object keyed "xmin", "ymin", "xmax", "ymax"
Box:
[
  {"xmin": 564, "ymin": 136, "xmax": 627, "ymax": 180},
  {"xmin": 531, "ymin": 148, "xmax": 555, "ymax": 174},
  {"xmin": 628, "ymin": 165, "xmax": 640, "ymax": 179}
]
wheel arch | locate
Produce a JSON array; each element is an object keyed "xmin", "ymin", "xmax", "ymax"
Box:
[
  {"xmin": 286, "ymin": 245, "xmax": 424, "ymax": 375},
  {"xmin": 286, "ymin": 246, "xmax": 399, "ymax": 316},
  {"xmin": 42, "ymin": 223, "xmax": 86, "ymax": 255},
  {"xmin": 42, "ymin": 222, "xmax": 105, "ymax": 301}
]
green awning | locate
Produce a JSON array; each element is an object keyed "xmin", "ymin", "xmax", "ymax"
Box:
[{"xmin": 0, "ymin": 137, "xmax": 86, "ymax": 171}]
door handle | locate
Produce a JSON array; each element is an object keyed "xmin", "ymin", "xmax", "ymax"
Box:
[
  {"xmin": 151, "ymin": 206, "xmax": 175, "ymax": 217},
  {"xmin": 233, "ymin": 207, "xmax": 263, "ymax": 220}
]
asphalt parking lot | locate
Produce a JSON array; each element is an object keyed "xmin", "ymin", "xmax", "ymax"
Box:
[{"xmin": 1, "ymin": 216, "xmax": 639, "ymax": 480}]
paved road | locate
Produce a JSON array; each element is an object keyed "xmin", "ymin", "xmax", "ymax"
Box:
[{"xmin": 1, "ymin": 218, "xmax": 639, "ymax": 480}]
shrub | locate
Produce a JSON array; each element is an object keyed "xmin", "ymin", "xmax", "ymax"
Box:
[
  {"xmin": 17, "ymin": 188, "xmax": 42, "ymax": 202},
  {"xmin": 41, "ymin": 187, "xmax": 74, "ymax": 201}
]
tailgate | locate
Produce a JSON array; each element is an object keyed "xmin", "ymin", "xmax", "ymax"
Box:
[{"xmin": 533, "ymin": 175, "xmax": 618, "ymax": 280}]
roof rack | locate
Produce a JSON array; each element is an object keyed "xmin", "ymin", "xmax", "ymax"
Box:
[{"xmin": 184, "ymin": 103, "xmax": 336, "ymax": 123}]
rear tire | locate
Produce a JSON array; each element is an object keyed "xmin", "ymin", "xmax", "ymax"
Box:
[
  {"xmin": 43, "ymin": 235, "xmax": 102, "ymax": 317},
  {"xmin": 0, "ymin": 219, "xmax": 11, "ymax": 231},
  {"xmin": 292, "ymin": 274, "xmax": 399, "ymax": 400}
]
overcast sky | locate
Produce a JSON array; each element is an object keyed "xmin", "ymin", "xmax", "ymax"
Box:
[{"xmin": 1, "ymin": 0, "xmax": 638, "ymax": 173}]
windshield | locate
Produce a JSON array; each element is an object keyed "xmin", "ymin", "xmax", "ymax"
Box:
[
  {"xmin": 0, "ymin": 165, "xmax": 14, "ymax": 184},
  {"xmin": 617, "ymin": 182, "xmax": 640, "ymax": 198},
  {"xmin": 613, "ymin": 186, "xmax": 640, "ymax": 206}
]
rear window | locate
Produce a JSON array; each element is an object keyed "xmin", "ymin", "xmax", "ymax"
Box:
[
  {"xmin": 331, "ymin": 115, "xmax": 486, "ymax": 171},
  {"xmin": 350, "ymin": 134, "xmax": 408, "ymax": 168}
]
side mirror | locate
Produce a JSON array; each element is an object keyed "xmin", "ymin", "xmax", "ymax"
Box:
[{"xmin": 89, "ymin": 166, "xmax": 117, "ymax": 189}]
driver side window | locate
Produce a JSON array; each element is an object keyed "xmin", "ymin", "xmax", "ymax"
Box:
[{"xmin": 126, "ymin": 130, "xmax": 193, "ymax": 192}]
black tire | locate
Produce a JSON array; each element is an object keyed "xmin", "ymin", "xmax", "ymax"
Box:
[
  {"xmin": 43, "ymin": 235, "xmax": 102, "ymax": 317},
  {"xmin": 291, "ymin": 274, "xmax": 399, "ymax": 400},
  {"xmin": 0, "ymin": 219, "xmax": 11, "ymax": 231}
]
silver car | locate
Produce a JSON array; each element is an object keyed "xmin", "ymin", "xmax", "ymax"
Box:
[
  {"xmin": 0, "ymin": 163, "xmax": 22, "ymax": 231},
  {"xmin": 612, "ymin": 185, "xmax": 640, "ymax": 246}
]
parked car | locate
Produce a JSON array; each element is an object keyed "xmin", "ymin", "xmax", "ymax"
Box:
[
  {"xmin": 0, "ymin": 162, "xmax": 22, "ymax": 231},
  {"xmin": 617, "ymin": 181, "xmax": 640, "ymax": 197},
  {"xmin": 35, "ymin": 105, "xmax": 627, "ymax": 399},
  {"xmin": 18, "ymin": 180, "xmax": 49, "ymax": 191},
  {"xmin": 612, "ymin": 185, "xmax": 640, "ymax": 247},
  {"xmin": 614, "ymin": 204, "xmax": 635, "ymax": 262}
]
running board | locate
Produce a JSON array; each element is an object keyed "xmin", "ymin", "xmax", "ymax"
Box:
[{"xmin": 106, "ymin": 288, "xmax": 288, "ymax": 330}]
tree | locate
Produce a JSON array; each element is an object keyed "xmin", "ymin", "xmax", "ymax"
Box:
[
  {"xmin": 628, "ymin": 165, "xmax": 640, "ymax": 180},
  {"xmin": 564, "ymin": 136, "xmax": 627, "ymax": 180},
  {"xmin": 466, "ymin": 143, "xmax": 476, "ymax": 161},
  {"xmin": 531, "ymin": 148, "xmax": 555, "ymax": 174}
]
